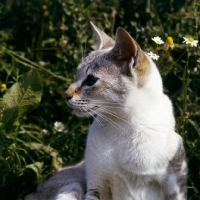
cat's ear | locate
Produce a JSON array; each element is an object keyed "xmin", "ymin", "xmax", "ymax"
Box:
[
  {"xmin": 108, "ymin": 27, "xmax": 139, "ymax": 60},
  {"xmin": 108, "ymin": 28, "xmax": 150, "ymax": 85},
  {"xmin": 90, "ymin": 21, "xmax": 115, "ymax": 49}
]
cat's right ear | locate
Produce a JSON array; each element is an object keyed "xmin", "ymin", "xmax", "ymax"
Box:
[{"xmin": 90, "ymin": 21, "xmax": 115, "ymax": 50}]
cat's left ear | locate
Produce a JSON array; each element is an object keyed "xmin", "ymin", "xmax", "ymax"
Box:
[
  {"xmin": 108, "ymin": 27, "xmax": 139, "ymax": 60},
  {"xmin": 108, "ymin": 28, "xmax": 150, "ymax": 79},
  {"xmin": 90, "ymin": 21, "xmax": 115, "ymax": 49}
]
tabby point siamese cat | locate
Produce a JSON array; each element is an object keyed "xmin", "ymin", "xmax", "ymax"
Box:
[{"xmin": 25, "ymin": 22, "xmax": 187, "ymax": 200}]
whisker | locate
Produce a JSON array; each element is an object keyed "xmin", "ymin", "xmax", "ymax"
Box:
[
  {"xmin": 75, "ymin": 103, "xmax": 167, "ymax": 133},
  {"xmin": 97, "ymin": 107, "xmax": 132, "ymax": 126},
  {"xmin": 92, "ymin": 104, "xmax": 126, "ymax": 109},
  {"xmin": 88, "ymin": 103, "xmax": 131, "ymax": 125},
  {"xmin": 77, "ymin": 107, "xmax": 100, "ymax": 126},
  {"xmin": 90, "ymin": 100, "xmax": 123, "ymax": 105},
  {"xmin": 86, "ymin": 108, "xmax": 103, "ymax": 127},
  {"xmin": 94, "ymin": 105, "xmax": 168, "ymax": 127},
  {"xmin": 94, "ymin": 111, "xmax": 125, "ymax": 132},
  {"xmin": 90, "ymin": 100, "xmax": 134, "ymax": 108}
]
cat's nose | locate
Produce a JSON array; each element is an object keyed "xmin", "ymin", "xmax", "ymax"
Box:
[{"xmin": 65, "ymin": 92, "xmax": 72, "ymax": 101}]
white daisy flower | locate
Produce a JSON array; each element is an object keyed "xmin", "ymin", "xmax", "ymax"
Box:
[
  {"xmin": 194, "ymin": 67, "xmax": 198, "ymax": 72},
  {"xmin": 152, "ymin": 36, "xmax": 164, "ymax": 45},
  {"xmin": 147, "ymin": 52, "xmax": 160, "ymax": 60},
  {"xmin": 42, "ymin": 129, "xmax": 48, "ymax": 134},
  {"xmin": 54, "ymin": 121, "xmax": 64, "ymax": 132},
  {"xmin": 182, "ymin": 37, "xmax": 198, "ymax": 47},
  {"xmin": 38, "ymin": 61, "xmax": 46, "ymax": 66}
]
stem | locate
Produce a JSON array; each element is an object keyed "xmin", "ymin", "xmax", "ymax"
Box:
[
  {"xmin": 165, "ymin": 49, "xmax": 187, "ymax": 70},
  {"xmin": 174, "ymin": 49, "xmax": 187, "ymax": 63},
  {"xmin": 1, "ymin": 47, "xmax": 70, "ymax": 82},
  {"xmin": 181, "ymin": 47, "xmax": 189, "ymax": 134},
  {"xmin": 157, "ymin": 48, "xmax": 169, "ymax": 65},
  {"xmin": 193, "ymin": 0, "xmax": 198, "ymax": 39}
]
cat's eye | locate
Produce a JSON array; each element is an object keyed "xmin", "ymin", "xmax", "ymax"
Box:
[{"xmin": 83, "ymin": 75, "xmax": 99, "ymax": 87}]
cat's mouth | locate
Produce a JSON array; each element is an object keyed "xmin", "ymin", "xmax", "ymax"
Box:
[{"xmin": 67, "ymin": 100, "xmax": 100, "ymax": 117}]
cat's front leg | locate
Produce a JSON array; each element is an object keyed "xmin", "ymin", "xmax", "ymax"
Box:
[
  {"xmin": 166, "ymin": 171, "xmax": 187, "ymax": 200},
  {"xmin": 85, "ymin": 184, "xmax": 112, "ymax": 200},
  {"xmin": 84, "ymin": 177, "xmax": 111, "ymax": 200},
  {"xmin": 165, "ymin": 149, "xmax": 187, "ymax": 200},
  {"xmin": 85, "ymin": 189, "xmax": 100, "ymax": 200}
]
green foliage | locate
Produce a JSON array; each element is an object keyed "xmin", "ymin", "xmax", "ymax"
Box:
[
  {"xmin": 0, "ymin": 0, "xmax": 199, "ymax": 199},
  {"xmin": 1, "ymin": 69, "xmax": 43, "ymax": 129}
]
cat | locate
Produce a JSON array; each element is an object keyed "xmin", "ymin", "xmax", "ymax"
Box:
[{"xmin": 25, "ymin": 22, "xmax": 187, "ymax": 200}]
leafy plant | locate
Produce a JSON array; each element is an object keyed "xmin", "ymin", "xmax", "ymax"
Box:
[
  {"xmin": 0, "ymin": 0, "xmax": 199, "ymax": 199},
  {"xmin": 0, "ymin": 69, "xmax": 43, "ymax": 129}
]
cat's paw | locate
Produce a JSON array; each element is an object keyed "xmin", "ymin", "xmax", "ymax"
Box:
[
  {"xmin": 84, "ymin": 195, "xmax": 99, "ymax": 200},
  {"xmin": 55, "ymin": 193, "xmax": 80, "ymax": 200}
]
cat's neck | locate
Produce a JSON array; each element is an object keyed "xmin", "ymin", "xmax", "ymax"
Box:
[{"xmin": 96, "ymin": 58, "xmax": 175, "ymax": 136}]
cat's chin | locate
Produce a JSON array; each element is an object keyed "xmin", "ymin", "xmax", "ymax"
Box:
[{"xmin": 74, "ymin": 110, "xmax": 93, "ymax": 118}]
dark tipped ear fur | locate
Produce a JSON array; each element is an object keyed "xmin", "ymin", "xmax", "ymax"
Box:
[
  {"xmin": 107, "ymin": 27, "xmax": 150, "ymax": 85},
  {"xmin": 90, "ymin": 21, "xmax": 115, "ymax": 49},
  {"xmin": 108, "ymin": 27, "xmax": 139, "ymax": 60}
]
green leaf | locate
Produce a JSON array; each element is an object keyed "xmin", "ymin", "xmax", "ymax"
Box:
[
  {"xmin": 25, "ymin": 162, "xmax": 43, "ymax": 179},
  {"xmin": 26, "ymin": 142, "xmax": 63, "ymax": 166},
  {"xmin": 188, "ymin": 119, "xmax": 200, "ymax": 137},
  {"xmin": 0, "ymin": 69, "xmax": 43, "ymax": 129}
]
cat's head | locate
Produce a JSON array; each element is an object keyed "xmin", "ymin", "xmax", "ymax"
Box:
[{"xmin": 65, "ymin": 22, "xmax": 159, "ymax": 118}]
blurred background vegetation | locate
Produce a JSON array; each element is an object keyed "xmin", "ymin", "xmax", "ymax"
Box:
[{"xmin": 0, "ymin": 0, "xmax": 199, "ymax": 199}]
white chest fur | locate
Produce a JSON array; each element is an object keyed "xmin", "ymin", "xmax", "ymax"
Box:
[{"xmin": 85, "ymin": 113, "xmax": 181, "ymax": 199}]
